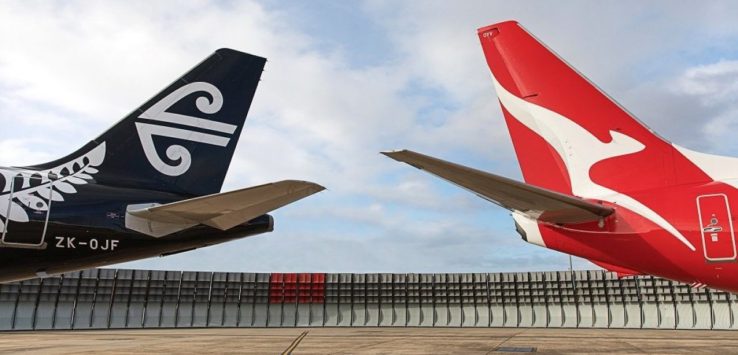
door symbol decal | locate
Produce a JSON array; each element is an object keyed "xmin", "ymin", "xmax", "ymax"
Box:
[{"xmin": 696, "ymin": 194, "xmax": 737, "ymax": 262}]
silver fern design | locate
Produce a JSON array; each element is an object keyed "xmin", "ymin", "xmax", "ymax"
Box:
[{"xmin": 0, "ymin": 143, "xmax": 106, "ymax": 231}]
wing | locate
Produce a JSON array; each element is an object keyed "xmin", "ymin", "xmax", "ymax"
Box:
[
  {"xmin": 127, "ymin": 180, "xmax": 324, "ymax": 234},
  {"xmin": 382, "ymin": 150, "xmax": 612, "ymax": 224}
]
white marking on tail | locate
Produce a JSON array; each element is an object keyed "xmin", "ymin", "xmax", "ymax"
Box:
[
  {"xmin": 136, "ymin": 82, "xmax": 235, "ymax": 176},
  {"xmin": 492, "ymin": 77, "xmax": 696, "ymax": 251}
]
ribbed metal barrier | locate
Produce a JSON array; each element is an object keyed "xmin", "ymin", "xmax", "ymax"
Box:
[{"xmin": 0, "ymin": 269, "xmax": 735, "ymax": 330}]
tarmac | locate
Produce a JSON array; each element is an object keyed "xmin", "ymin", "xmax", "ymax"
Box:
[{"xmin": 0, "ymin": 328, "xmax": 737, "ymax": 354}]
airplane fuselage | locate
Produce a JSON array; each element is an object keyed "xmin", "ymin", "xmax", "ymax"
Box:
[
  {"xmin": 514, "ymin": 179, "xmax": 738, "ymax": 293},
  {"xmin": 0, "ymin": 167, "xmax": 273, "ymax": 283}
]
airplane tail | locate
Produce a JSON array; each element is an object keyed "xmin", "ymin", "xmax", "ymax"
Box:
[
  {"xmin": 477, "ymin": 21, "xmax": 712, "ymax": 198},
  {"xmin": 28, "ymin": 48, "xmax": 265, "ymax": 197}
]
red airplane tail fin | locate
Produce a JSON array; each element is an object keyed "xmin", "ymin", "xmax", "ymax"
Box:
[{"xmin": 477, "ymin": 21, "xmax": 710, "ymax": 198}]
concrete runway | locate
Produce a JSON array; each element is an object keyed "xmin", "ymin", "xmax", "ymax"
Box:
[{"xmin": 0, "ymin": 328, "xmax": 736, "ymax": 354}]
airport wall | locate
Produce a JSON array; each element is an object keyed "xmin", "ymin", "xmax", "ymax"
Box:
[{"xmin": 0, "ymin": 268, "xmax": 736, "ymax": 331}]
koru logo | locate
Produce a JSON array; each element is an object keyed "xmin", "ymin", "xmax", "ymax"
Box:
[{"xmin": 136, "ymin": 82, "xmax": 235, "ymax": 176}]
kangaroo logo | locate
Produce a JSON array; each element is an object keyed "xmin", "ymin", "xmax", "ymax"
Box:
[
  {"xmin": 492, "ymin": 76, "xmax": 696, "ymax": 251},
  {"xmin": 136, "ymin": 82, "xmax": 235, "ymax": 176}
]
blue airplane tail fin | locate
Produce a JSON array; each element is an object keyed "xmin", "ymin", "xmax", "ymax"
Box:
[{"xmin": 30, "ymin": 49, "xmax": 266, "ymax": 197}]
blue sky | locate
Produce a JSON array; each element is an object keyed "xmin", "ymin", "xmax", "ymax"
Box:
[{"xmin": 2, "ymin": 1, "xmax": 738, "ymax": 273}]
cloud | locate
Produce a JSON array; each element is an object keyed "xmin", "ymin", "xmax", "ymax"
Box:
[
  {"xmin": 615, "ymin": 59, "xmax": 738, "ymax": 153},
  {"xmin": 668, "ymin": 60, "xmax": 738, "ymax": 152},
  {"xmin": 0, "ymin": 138, "xmax": 56, "ymax": 166},
  {"xmin": 674, "ymin": 60, "xmax": 738, "ymax": 104}
]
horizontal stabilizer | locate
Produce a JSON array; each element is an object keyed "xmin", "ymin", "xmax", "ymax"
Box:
[
  {"xmin": 382, "ymin": 150, "xmax": 613, "ymax": 224},
  {"xmin": 127, "ymin": 180, "xmax": 324, "ymax": 235}
]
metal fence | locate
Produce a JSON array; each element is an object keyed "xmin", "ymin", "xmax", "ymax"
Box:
[{"xmin": 0, "ymin": 268, "xmax": 735, "ymax": 330}]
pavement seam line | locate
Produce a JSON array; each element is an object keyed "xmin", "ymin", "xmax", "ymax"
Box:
[
  {"xmin": 487, "ymin": 330, "xmax": 526, "ymax": 355},
  {"xmin": 282, "ymin": 330, "xmax": 309, "ymax": 355}
]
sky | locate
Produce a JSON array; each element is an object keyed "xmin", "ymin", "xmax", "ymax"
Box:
[{"xmin": 2, "ymin": 1, "xmax": 738, "ymax": 273}]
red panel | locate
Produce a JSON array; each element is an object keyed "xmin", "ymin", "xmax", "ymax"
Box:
[
  {"xmin": 269, "ymin": 273, "xmax": 325, "ymax": 304},
  {"xmin": 298, "ymin": 273, "xmax": 310, "ymax": 293}
]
